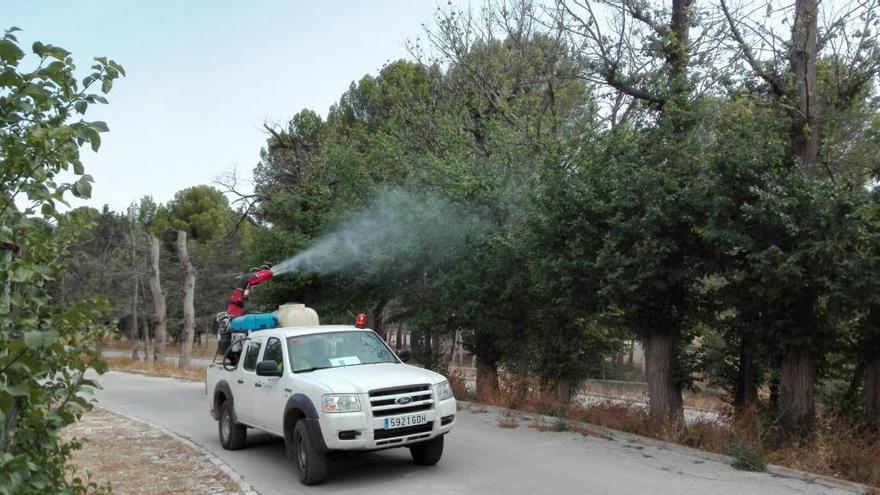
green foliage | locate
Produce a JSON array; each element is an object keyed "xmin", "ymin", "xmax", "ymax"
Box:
[
  {"xmin": 248, "ymin": 27, "xmax": 602, "ymax": 379},
  {"xmin": 151, "ymin": 185, "xmax": 231, "ymax": 244},
  {"xmin": 0, "ymin": 28, "xmax": 120, "ymax": 494},
  {"xmin": 728, "ymin": 440, "xmax": 766, "ymax": 472}
]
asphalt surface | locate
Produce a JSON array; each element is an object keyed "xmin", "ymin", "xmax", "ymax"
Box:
[{"xmin": 91, "ymin": 371, "xmax": 855, "ymax": 495}]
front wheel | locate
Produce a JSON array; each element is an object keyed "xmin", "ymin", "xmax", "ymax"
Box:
[
  {"xmin": 410, "ymin": 435, "xmax": 444, "ymax": 465},
  {"xmin": 293, "ymin": 420, "xmax": 328, "ymax": 485},
  {"xmin": 218, "ymin": 401, "xmax": 247, "ymax": 450}
]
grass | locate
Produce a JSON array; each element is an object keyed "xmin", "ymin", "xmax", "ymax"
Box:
[
  {"xmin": 102, "ymin": 356, "xmax": 206, "ymax": 382},
  {"xmin": 456, "ymin": 372, "xmax": 880, "ymax": 489},
  {"xmin": 101, "ymin": 336, "xmax": 219, "ymax": 358},
  {"xmin": 764, "ymin": 414, "xmax": 880, "ymax": 487}
]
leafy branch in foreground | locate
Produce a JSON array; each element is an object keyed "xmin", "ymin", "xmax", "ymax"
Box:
[{"xmin": 0, "ymin": 26, "xmax": 123, "ymax": 495}]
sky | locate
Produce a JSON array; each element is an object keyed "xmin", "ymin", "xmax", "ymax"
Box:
[{"xmin": 5, "ymin": 1, "xmax": 457, "ymax": 211}]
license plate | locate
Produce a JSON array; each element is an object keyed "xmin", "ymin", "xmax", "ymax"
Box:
[{"xmin": 383, "ymin": 413, "xmax": 427, "ymax": 429}]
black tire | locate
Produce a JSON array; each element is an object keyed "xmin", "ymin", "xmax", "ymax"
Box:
[
  {"xmin": 218, "ymin": 401, "xmax": 247, "ymax": 450},
  {"xmin": 410, "ymin": 435, "xmax": 444, "ymax": 465},
  {"xmin": 293, "ymin": 420, "xmax": 328, "ymax": 485}
]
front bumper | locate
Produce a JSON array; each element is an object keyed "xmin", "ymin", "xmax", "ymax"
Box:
[{"xmin": 320, "ymin": 396, "xmax": 457, "ymax": 451}]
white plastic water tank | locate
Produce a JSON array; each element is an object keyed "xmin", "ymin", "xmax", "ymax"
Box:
[{"xmin": 275, "ymin": 303, "xmax": 319, "ymax": 327}]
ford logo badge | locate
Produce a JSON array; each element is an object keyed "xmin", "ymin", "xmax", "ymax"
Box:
[{"xmin": 396, "ymin": 396, "xmax": 412, "ymax": 405}]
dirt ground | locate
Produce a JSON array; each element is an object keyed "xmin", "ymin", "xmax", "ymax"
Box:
[{"xmin": 64, "ymin": 408, "xmax": 249, "ymax": 495}]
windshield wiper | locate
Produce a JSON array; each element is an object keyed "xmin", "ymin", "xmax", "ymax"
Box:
[
  {"xmin": 345, "ymin": 361, "xmax": 394, "ymax": 367},
  {"xmin": 294, "ymin": 366, "xmax": 331, "ymax": 373}
]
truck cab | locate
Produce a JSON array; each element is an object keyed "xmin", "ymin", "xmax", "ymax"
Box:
[{"xmin": 206, "ymin": 324, "xmax": 456, "ymax": 485}]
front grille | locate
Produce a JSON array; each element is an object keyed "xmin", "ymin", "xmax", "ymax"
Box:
[
  {"xmin": 369, "ymin": 384, "xmax": 433, "ymax": 418},
  {"xmin": 373, "ymin": 422, "xmax": 434, "ymax": 440},
  {"xmin": 370, "ymin": 385, "xmax": 430, "ymax": 397}
]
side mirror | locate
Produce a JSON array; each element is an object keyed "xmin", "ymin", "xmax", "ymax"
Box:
[
  {"xmin": 256, "ymin": 360, "xmax": 283, "ymax": 377},
  {"xmin": 397, "ymin": 350, "xmax": 411, "ymax": 363}
]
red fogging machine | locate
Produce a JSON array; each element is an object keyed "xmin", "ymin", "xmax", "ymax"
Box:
[
  {"xmin": 216, "ymin": 265, "xmax": 274, "ymax": 364},
  {"xmin": 224, "ymin": 267, "xmax": 274, "ymax": 317},
  {"xmin": 214, "ymin": 263, "xmax": 372, "ymax": 367}
]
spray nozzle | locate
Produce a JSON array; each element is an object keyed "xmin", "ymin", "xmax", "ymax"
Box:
[{"xmin": 249, "ymin": 262, "xmax": 274, "ymax": 272}]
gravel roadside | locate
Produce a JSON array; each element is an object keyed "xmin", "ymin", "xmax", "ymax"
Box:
[{"xmin": 63, "ymin": 408, "xmax": 253, "ymax": 495}]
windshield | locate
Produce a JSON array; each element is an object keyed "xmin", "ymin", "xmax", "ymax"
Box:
[{"xmin": 287, "ymin": 331, "xmax": 398, "ymax": 372}]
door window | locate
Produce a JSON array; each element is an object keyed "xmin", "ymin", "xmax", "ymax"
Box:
[
  {"xmin": 264, "ymin": 337, "xmax": 284, "ymax": 372},
  {"xmin": 242, "ymin": 341, "xmax": 262, "ymax": 372}
]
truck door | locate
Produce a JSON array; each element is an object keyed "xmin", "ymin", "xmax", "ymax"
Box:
[
  {"xmin": 255, "ymin": 336, "xmax": 287, "ymax": 434},
  {"xmin": 237, "ymin": 338, "xmax": 263, "ymax": 425}
]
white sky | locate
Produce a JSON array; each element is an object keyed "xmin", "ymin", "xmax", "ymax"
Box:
[{"xmin": 6, "ymin": 1, "xmax": 459, "ymax": 211}]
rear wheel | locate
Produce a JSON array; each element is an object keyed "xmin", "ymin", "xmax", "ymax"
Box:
[
  {"xmin": 218, "ymin": 401, "xmax": 247, "ymax": 450},
  {"xmin": 410, "ymin": 435, "xmax": 444, "ymax": 465},
  {"xmin": 293, "ymin": 420, "xmax": 327, "ymax": 485}
]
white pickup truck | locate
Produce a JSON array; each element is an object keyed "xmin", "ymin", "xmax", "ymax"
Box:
[{"xmin": 205, "ymin": 324, "xmax": 457, "ymax": 485}]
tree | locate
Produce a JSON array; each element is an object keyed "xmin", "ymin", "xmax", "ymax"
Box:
[
  {"xmin": 150, "ymin": 186, "xmax": 233, "ymax": 366},
  {"xmin": 153, "ymin": 185, "xmax": 231, "ymax": 245},
  {"xmin": 554, "ymin": 0, "xmax": 704, "ymax": 422},
  {"xmin": 125, "ymin": 202, "xmax": 142, "ymax": 359},
  {"xmin": 0, "ymin": 27, "xmax": 122, "ymax": 493},
  {"xmin": 719, "ymin": 0, "xmax": 880, "ymax": 433},
  {"xmin": 695, "ymin": 96, "xmax": 790, "ymax": 416},
  {"xmin": 127, "ymin": 195, "xmax": 168, "ymax": 361},
  {"xmin": 851, "ymin": 190, "xmax": 880, "ymax": 429},
  {"xmin": 176, "ymin": 230, "xmax": 196, "ymax": 368},
  {"xmin": 414, "ymin": 1, "xmax": 596, "ymax": 397},
  {"xmin": 148, "ymin": 234, "xmax": 167, "ymax": 360}
]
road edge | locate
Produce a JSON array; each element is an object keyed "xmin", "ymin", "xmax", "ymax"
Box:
[
  {"xmin": 458, "ymin": 401, "xmax": 870, "ymax": 494},
  {"xmin": 94, "ymin": 404, "xmax": 260, "ymax": 495},
  {"xmin": 104, "ymin": 366, "xmax": 201, "ymax": 382}
]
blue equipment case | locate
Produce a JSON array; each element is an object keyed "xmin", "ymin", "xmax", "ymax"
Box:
[{"xmin": 228, "ymin": 313, "xmax": 278, "ymax": 332}]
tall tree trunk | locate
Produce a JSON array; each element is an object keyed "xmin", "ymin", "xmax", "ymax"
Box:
[
  {"xmin": 734, "ymin": 331, "xmax": 758, "ymax": 415},
  {"xmin": 549, "ymin": 377, "xmax": 575, "ymax": 410},
  {"xmin": 645, "ymin": 332, "xmax": 683, "ymax": 422},
  {"xmin": 148, "ymin": 236, "xmax": 167, "ymax": 361},
  {"xmin": 790, "ymin": 0, "xmax": 820, "ymax": 172},
  {"xmin": 142, "ymin": 317, "xmax": 151, "ymax": 362},
  {"xmin": 372, "ymin": 298, "xmax": 388, "ymax": 341},
  {"xmin": 130, "ymin": 275, "xmax": 139, "ymax": 360},
  {"xmin": 476, "ymin": 358, "xmax": 499, "ymax": 401},
  {"xmin": 668, "ymin": 0, "xmax": 693, "ymax": 85},
  {"xmin": 177, "ymin": 230, "xmax": 195, "ymax": 369},
  {"xmin": 627, "ymin": 340, "xmax": 635, "ymax": 367},
  {"xmin": 865, "ymin": 354, "xmax": 880, "ymax": 429},
  {"xmin": 778, "ymin": 350, "xmax": 817, "ymax": 436},
  {"xmin": 665, "ymin": 0, "xmax": 694, "ymax": 134},
  {"xmin": 129, "ymin": 223, "xmax": 140, "ymax": 360}
]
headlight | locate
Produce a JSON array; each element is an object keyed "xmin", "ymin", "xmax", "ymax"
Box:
[
  {"xmin": 322, "ymin": 394, "xmax": 361, "ymax": 413},
  {"xmin": 435, "ymin": 381, "xmax": 453, "ymax": 401}
]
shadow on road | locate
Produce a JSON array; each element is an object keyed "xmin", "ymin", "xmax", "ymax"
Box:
[{"xmin": 243, "ymin": 430, "xmax": 432, "ymax": 487}]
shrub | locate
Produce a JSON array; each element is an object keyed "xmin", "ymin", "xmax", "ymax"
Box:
[{"xmin": 728, "ymin": 440, "xmax": 766, "ymax": 471}]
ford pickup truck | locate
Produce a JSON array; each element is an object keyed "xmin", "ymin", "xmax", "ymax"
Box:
[{"xmin": 205, "ymin": 324, "xmax": 456, "ymax": 485}]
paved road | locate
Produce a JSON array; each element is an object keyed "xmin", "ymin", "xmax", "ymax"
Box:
[{"xmin": 92, "ymin": 371, "xmax": 855, "ymax": 495}]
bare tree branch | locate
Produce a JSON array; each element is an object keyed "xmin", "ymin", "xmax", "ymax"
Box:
[{"xmin": 719, "ymin": 0, "xmax": 786, "ymax": 97}]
